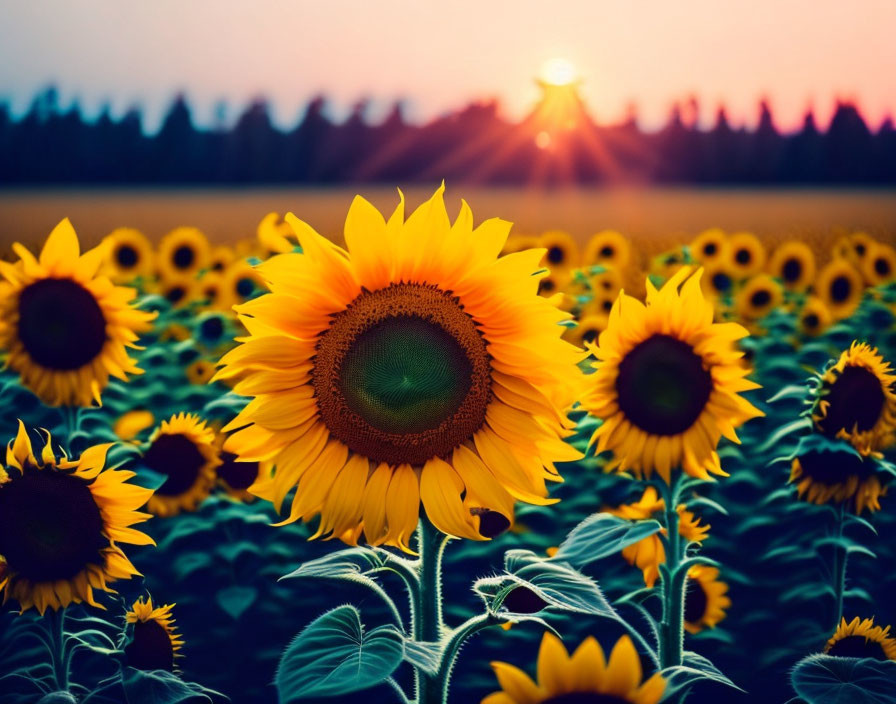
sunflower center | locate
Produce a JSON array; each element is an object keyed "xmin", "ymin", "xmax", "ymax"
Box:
[
  {"xmin": 600, "ymin": 245, "xmax": 615, "ymax": 258},
  {"xmin": 116, "ymin": 244, "xmax": 139, "ymax": 268},
  {"xmin": 217, "ymin": 452, "xmax": 258, "ymax": 490},
  {"xmin": 711, "ymin": 272, "xmax": 731, "ymax": 293},
  {"xmin": 803, "ymin": 314, "xmax": 820, "ymax": 329},
  {"xmin": 0, "ymin": 470, "xmax": 106, "ymax": 582},
  {"xmin": 875, "ymin": 257, "xmax": 891, "ymax": 276},
  {"xmin": 166, "ymin": 286, "xmax": 186, "ymax": 304},
  {"xmin": 684, "ymin": 579, "xmax": 709, "ymax": 623},
  {"xmin": 143, "ymin": 433, "xmax": 207, "ymax": 496},
  {"xmin": 703, "ymin": 243, "xmax": 717, "ymax": 256},
  {"xmin": 616, "ymin": 334, "xmax": 713, "ymax": 436},
  {"xmin": 542, "ymin": 694, "xmax": 633, "ymax": 704},
  {"xmin": 830, "ymin": 276, "xmax": 851, "ymax": 303},
  {"xmin": 173, "ymin": 245, "xmax": 194, "ymax": 270},
  {"xmin": 125, "ymin": 619, "xmax": 175, "ymax": 671},
  {"xmin": 236, "ymin": 277, "xmax": 256, "ymax": 298},
  {"xmin": 547, "ymin": 246, "xmax": 565, "ymax": 264},
  {"xmin": 796, "ymin": 450, "xmax": 873, "ymax": 485},
  {"xmin": 827, "ymin": 635, "xmax": 888, "ymax": 660},
  {"xmin": 750, "ymin": 290, "xmax": 771, "ymax": 308},
  {"xmin": 735, "ymin": 248, "xmax": 751, "ymax": 265},
  {"xmin": 315, "ymin": 283, "xmax": 491, "ymax": 465},
  {"xmin": 819, "ymin": 365, "xmax": 886, "ymax": 435},
  {"xmin": 782, "ymin": 258, "xmax": 802, "ymax": 282},
  {"xmin": 17, "ymin": 278, "xmax": 107, "ymax": 370}
]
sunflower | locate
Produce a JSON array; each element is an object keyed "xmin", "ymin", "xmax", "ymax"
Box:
[
  {"xmin": 154, "ymin": 277, "xmax": 198, "ymax": 309},
  {"xmin": 196, "ymin": 312, "xmax": 229, "ymax": 350},
  {"xmin": 589, "ymin": 268, "xmax": 624, "ymax": 297},
  {"xmin": 683, "ymin": 565, "xmax": 730, "ymax": 634},
  {"xmin": 0, "ymin": 219, "xmax": 156, "ymax": 407},
  {"xmin": 142, "ymin": 413, "xmax": 220, "ymax": 517},
  {"xmin": 197, "ymin": 271, "xmax": 226, "ymax": 309},
  {"xmin": 824, "ymin": 617, "xmax": 896, "ymax": 661},
  {"xmin": 216, "ymin": 451, "xmax": 265, "ymax": 501},
  {"xmin": 798, "ymin": 297, "xmax": 832, "ymax": 337},
  {"xmin": 220, "ymin": 260, "xmax": 266, "ymax": 310},
  {"xmin": 216, "ymin": 186, "xmax": 582, "ymax": 549},
  {"xmin": 257, "ymin": 212, "xmax": 298, "ymax": 256},
  {"xmin": 699, "ymin": 262, "xmax": 734, "ymax": 301},
  {"xmin": 812, "ymin": 342, "xmax": 896, "ymax": 454},
  {"xmin": 186, "ymin": 359, "xmax": 215, "ymax": 385},
  {"xmin": 815, "ymin": 259, "xmax": 863, "ymax": 320},
  {"xmin": 583, "ymin": 268, "xmax": 763, "ymax": 481},
  {"xmin": 735, "ymin": 275, "xmax": 782, "ymax": 320},
  {"xmin": 0, "ymin": 421, "xmax": 153, "ymax": 614},
  {"xmin": 863, "ymin": 243, "xmax": 896, "ymax": 286},
  {"xmin": 538, "ymin": 269, "xmax": 572, "ymax": 302},
  {"xmin": 690, "ymin": 228, "xmax": 727, "ymax": 265},
  {"xmin": 564, "ymin": 313, "xmax": 608, "ymax": 349},
  {"xmin": 482, "ymin": 632, "xmax": 665, "ymax": 704},
  {"xmin": 605, "ymin": 486, "xmax": 709, "ymax": 588},
  {"xmin": 114, "ymin": 410, "xmax": 156, "ymax": 442},
  {"xmin": 583, "ymin": 230, "xmax": 632, "ymax": 271},
  {"xmin": 539, "ymin": 230, "xmax": 579, "ymax": 272},
  {"xmin": 502, "ymin": 235, "xmax": 540, "ymax": 256},
  {"xmin": 157, "ymin": 227, "xmax": 210, "ymax": 281},
  {"xmin": 208, "ymin": 245, "xmax": 235, "ymax": 273},
  {"xmin": 790, "ymin": 440, "xmax": 886, "ymax": 514},
  {"xmin": 124, "ymin": 596, "xmax": 184, "ymax": 671},
  {"xmin": 726, "ymin": 232, "xmax": 766, "ymax": 279},
  {"xmin": 767, "ymin": 240, "xmax": 815, "ymax": 291},
  {"xmin": 102, "ymin": 228, "xmax": 154, "ymax": 282},
  {"xmin": 848, "ymin": 232, "xmax": 876, "ymax": 263}
]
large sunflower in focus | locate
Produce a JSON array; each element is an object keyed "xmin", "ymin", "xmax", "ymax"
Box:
[
  {"xmin": 583, "ymin": 268, "xmax": 763, "ymax": 481},
  {"xmin": 0, "ymin": 422, "xmax": 154, "ymax": 614},
  {"xmin": 0, "ymin": 220, "xmax": 156, "ymax": 406},
  {"xmin": 216, "ymin": 186, "xmax": 582, "ymax": 549},
  {"xmin": 483, "ymin": 632, "xmax": 664, "ymax": 704}
]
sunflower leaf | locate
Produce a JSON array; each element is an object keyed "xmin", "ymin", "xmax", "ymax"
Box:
[
  {"xmin": 550, "ymin": 514, "xmax": 663, "ymax": 566},
  {"xmin": 276, "ymin": 605, "xmax": 404, "ymax": 701},
  {"xmin": 791, "ymin": 654, "xmax": 896, "ymax": 704},
  {"xmin": 660, "ymin": 651, "xmax": 744, "ymax": 699}
]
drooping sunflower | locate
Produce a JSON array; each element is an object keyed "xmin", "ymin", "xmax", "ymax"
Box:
[
  {"xmin": 683, "ymin": 565, "xmax": 730, "ymax": 634},
  {"xmin": 142, "ymin": 413, "xmax": 220, "ymax": 517},
  {"xmin": 812, "ymin": 342, "xmax": 896, "ymax": 454},
  {"xmin": 726, "ymin": 232, "xmax": 766, "ymax": 279},
  {"xmin": 824, "ymin": 617, "xmax": 896, "ymax": 661},
  {"xmin": 582, "ymin": 267, "xmax": 763, "ymax": 481},
  {"xmin": 605, "ymin": 486, "xmax": 709, "ymax": 588},
  {"xmin": 735, "ymin": 274, "xmax": 782, "ymax": 321},
  {"xmin": 815, "ymin": 259, "xmax": 863, "ymax": 320},
  {"xmin": 798, "ymin": 297, "xmax": 832, "ymax": 337},
  {"xmin": 539, "ymin": 230, "xmax": 579, "ymax": 272},
  {"xmin": 767, "ymin": 240, "xmax": 815, "ymax": 291},
  {"xmin": 157, "ymin": 227, "xmax": 210, "ymax": 281},
  {"xmin": 483, "ymin": 632, "xmax": 665, "ymax": 704},
  {"xmin": 0, "ymin": 422, "xmax": 153, "ymax": 614},
  {"xmin": 0, "ymin": 219, "xmax": 156, "ymax": 407},
  {"xmin": 863, "ymin": 242, "xmax": 896, "ymax": 286},
  {"xmin": 124, "ymin": 596, "xmax": 184, "ymax": 671},
  {"xmin": 216, "ymin": 186, "xmax": 583, "ymax": 549},
  {"xmin": 690, "ymin": 228, "xmax": 727, "ymax": 265},
  {"xmin": 583, "ymin": 230, "xmax": 632, "ymax": 271},
  {"xmin": 102, "ymin": 228, "xmax": 154, "ymax": 282}
]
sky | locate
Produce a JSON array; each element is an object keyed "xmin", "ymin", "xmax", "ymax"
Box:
[{"xmin": 0, "ymin": 0, "xmax": 894, "ymax": 133}]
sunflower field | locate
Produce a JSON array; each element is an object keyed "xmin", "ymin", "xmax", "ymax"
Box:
[{"xmin": 1, "ymin": 186, "xmax": 896, "ymax": 704}]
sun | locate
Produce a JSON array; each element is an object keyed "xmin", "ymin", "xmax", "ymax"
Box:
[{"xmin": 540, "ymin": 57, "xmax": 578, "ymax": 86}]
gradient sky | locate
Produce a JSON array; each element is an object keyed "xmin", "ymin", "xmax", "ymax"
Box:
[{"xmin": 1, "ymin": 1, "xmax": 893, "ymax": 133}]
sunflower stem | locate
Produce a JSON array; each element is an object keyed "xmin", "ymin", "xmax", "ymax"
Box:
[
  {"xmin": 415, "ymin": 517, "xmax": 449, "ymax": 704},
  {"xmin": 831, "ymin": 502, "xmax": 848, "ymax": 631},
  {"xmin": 657, "ymin": 473, "xmax": 685, "ymax": 670},
  {"xmin": 44, "ymin": 607, "xmax": 70, "ymax": 692}
]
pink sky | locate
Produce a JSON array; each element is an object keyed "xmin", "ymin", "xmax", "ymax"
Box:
[{"xmin": 0, "ymin": 0, "xmax": 893, "ymax": 132}]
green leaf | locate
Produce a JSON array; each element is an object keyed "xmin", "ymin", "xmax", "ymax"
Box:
[
  {"xmin": 661, "ymin": 651, "xmax": 744, "ymax": 699},
  {"xmin": 280, "ymin": 547, "xmax": 384, "ymax": 585},
  {"xmin": 276, "ymin": 605, "xmax": 404, "ymax": 702},
  {"xmin": 791, "ymin": 654, "xmax": 896, "ymax": 704},
  {"xmin": 120, "ymin": 668, "xmax": 222, "ymax": 704},
  {"xmin": 684, "ymin": 496, "xmax": 729, "ymax": 516},
  {"xmin": 551, "ymin": 514, "xmax": 662, "ymax": 567},
  {"xmin": 215, "ymin": 585, "xmax": 257, "ymax": 619}
]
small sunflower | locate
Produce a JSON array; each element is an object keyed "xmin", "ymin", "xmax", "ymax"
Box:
[
  {"xmin": 257, "ymin": 212, "xmax": 298, "ymax": 255},
  {"xmin": 589, "ymin": 268, "xmax": 624, "ymax": 297},
  {"xmin": 726, "ymin": 232, "xmax": 766, "ymax": 279},
  {"xmin": 208, "ymin": 245, "xmax": 235, "ymax": 273},
  {"xmin": 220, "ymin": 260, "xmax": 266, "ymax": 310},
  {"xmin": 690, "ymin": 228, "xmax": 727, "ymax": 265},
  {"xmin": 124, "ymin": 596, "xmax": 184, "ymax": 671},
  {"xmin": 735, "ymin": 275, "xmax": 782, "ymax": 321},
  {"xmin": 142, "ymin": 413, "xmax": 220, "ymax": 517},
  {"xmin": 583, "ymin": 230, "xmax": 632, "ymax": 271},
  {"xmin": 216, "ymin": 451, "xmax": 265, "ymax": 501},
  {"xmin": 538, "ymin": 269, "xmax": 572, "ymax": 301},
  {"xmin": 102, "ymin": 228, "xmax": 154, "ymax": 282},
  {"xmin": 198, "ymin": 271, "xmax": 226, "ymax": 308},
  {"xmin": 767, "ymin": 240, "xmax": 815, "ymax": 291},
  {"xmin": 483, "ymin": 632, "xmax": 665, "ymax": 704},
  {"xmin": 0, "ymin": 219, "xmax": 156, "ymax": 407},
  {"xmin": 154, "ymin": 277, "xmax": 198, "ymax": 309},
  {"xmin": 217, "ymin": 186, "xmax": 582, "ymax": 549},
  {"xmin": 699, "ymin": 262, "xmax": 734, "ymax": 301},
  {"xmin": 824, "ymin": 617, "xmax": 896, "ymax": 661},
  {"xmin": 798, "ymin": 297, "xmax": 832, "ymax": 337},
  {"xmin": 815, "ymin": 259, "xmax": 863, "ymax": 320},
  {"xmin": 583, "ymin": 268, "xmax": 763, "ymax": 481},
  {"xmin": 812, "ymin": 342, "xmax": 896, "ymax": 454},
  {"xmin": 114, "ymin": 409, "xmax": 156, "ymax": 442},
  {"xmin": 789, "ymin": 438, "xmax": 886, "ymax": 514},
  {"xmin": 848, "ymin": 232, "xmax": 876, "ymax": 263},
  {"xmin": 564, "ymin": 313, "xmax": 608, "ymax": 349},
  {"xmin": 605, "ymin": 486, "xmax": 709, "ymax": 587},
  {"xmin": 683, "ymin": 565, "xmax": 730, "ymax": 634},
  {"xmin": 157, "ymin": 227, "xmax": 210, "ymax": 281},
  {"xmin": 539, "ymin": 230, "xmax": 579, "ymax": 272},
  {"xmin": 0, "ymin": 422, "xmax": 153, "ymax": 614},
  {"xmin": 863, "ymin": 243, "xmax": 896, "ymax": 286},
  {"xmin": 186, "ymin": 359, "xmax": 215, "ymax": 385}
]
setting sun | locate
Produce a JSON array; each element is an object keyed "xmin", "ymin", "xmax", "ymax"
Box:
[{"xmin": 540, "ymin": 57, "xmax": 578, "ymax": 86}]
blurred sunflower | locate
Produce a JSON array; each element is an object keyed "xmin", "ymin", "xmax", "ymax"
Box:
[
  {"xmin": 798, "ymin": 297, "xmax": 833, "ymax": 337},
  {"xmin": 142, "ymin": 413, "xmax": 220, "ymax": 517},
  {"xmin": 186, "ymin": 359, "xmax": 215, "ymax": 385},
  {"xmin": 102, "ymin": 228, "xmax": 154, "ymax": 282},
  {"xmin": 726, "ymin": 232, "xmax": 766, "ymax": 279},
  {"xmin": 208, "ymin": 245, "xmax": 235, "ymax": 273},
  {"xmin": 155, "ymin": 277, "xmax": 198, "ymax": 309},
  {"xmin": 538, "ymin": 230, "xmax": 579, "ymax": 272},
  {"xmin": 605, "ymin": 486, "xmax": 709, "ymax": 587},
  {"xmin": 0, "ymin": 219, "xmax": 155, "ymax": 406},
  {"xmin": 564, "ymin": 313, "xmax": 608, "ymax": 349},
  {"xmin": 690, "ymin": 228, "xmax": 727, "ymax": 265},
  {"xmin": 216, "ymin": 451, "xmax": 264, "ymax": 501},
  {"xmin": 589, "ymin": 268, "xmax": 624, "ymax": 296},
  {"xmin": 124, "ymin": 596, "xmax": 183, "ymax": 671},
  {"xmin": 197, "ymin": 271, "xmax": 226, "ymax": 308},
  {"xmin": 217, "ymin": 186, "xmax": 582, "ymax": 549},
  {"xmin": 789, "ymin": 440, "xmax": 886, "ymax": 513},
  {"xmin": 583, "ymin": 230, "xmax": 631, "ymax": 271},
  {"xmin": 699, "ymin": 262, "xmax": 734, "ymax": 301},
  {"xmin": 157, "ymin": 227, "xmax": 210, "ymax": 281},
  {"xmin": 114, "ymin": 409, "xmax": 156, "ymax": 442},
  {"xmin": 812, "ymin": 342, "xmax": 896, "ymax": 454},
  {"xmin": 848, "ymin": 232, "xmax": 876, "ymax": 263},
  {"xmin": 257, "ymin": 212, "xmax": 298, "ymax": 255},
  {"xmin": 583, "ymin": 268, "xmax": 763, "ymax": 481},
  {"xmin": 0, "ymin": 421, "xmax": 153, "ymax": 614},
  {"xmin": 735, "ymin": 275, "xmax": 782, "ymax": 321},
  {"xmin": 816, "ymin": 259, "xmax": 863, "ymax": 320},
  {"xmin": 767, "ymin": 240, "xmax": 815, "ymax": 291},
  {"xmin": 501, "ymin": 234, "xmax": 540, "ymax": 256},
  {"xmin": 862, "ymin": 242, "xmax": 896, "ymax": 286},
  {"xmin": 824, "ymin": 617, "xmax": 896, "ymax": 660},
  {"xmin": 683, "ymin": 565, "xmax": 730, "ymax": 634},
  {"xmin": 220, "ymin": 260, "xmax": 266, "ymax": 309},
  {"xmin": 483, "ymin": 632, "xmax": 665, "ymax": 704}
]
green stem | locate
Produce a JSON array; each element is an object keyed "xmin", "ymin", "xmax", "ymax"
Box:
[
  {"xmin": 45, "ymin": 607, "xmax": 69, "ymax": 692},
  {"xmin": 656, "ymin": 474, "xmax": 685, "ymax": 669},
  {"xmin": 416, "ymin": 518, "xmax": 448, "ymax": 704},
  {"xmin": 831, "ymin": 502, "xmax": 848, "ymax": 631}
]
